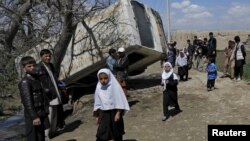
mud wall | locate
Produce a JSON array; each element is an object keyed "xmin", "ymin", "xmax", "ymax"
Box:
[{"xmin": 172, "ymin": 30, "xmax": 250, "ymax": 50}]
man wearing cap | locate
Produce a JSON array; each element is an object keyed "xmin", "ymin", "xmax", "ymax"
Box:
[{"xmin": 114, "ymin": 47, "xmax": 129, "ymax": 97}]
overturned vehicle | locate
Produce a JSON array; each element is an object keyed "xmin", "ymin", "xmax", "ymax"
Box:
[{"xmin": 15, "ymin": 0, "xmax": 167, "ymax": 88}]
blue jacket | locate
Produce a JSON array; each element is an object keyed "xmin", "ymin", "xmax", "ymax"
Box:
[{"xmin": 206, "ymin": 63, "xmax": 217, "ymax": 80}]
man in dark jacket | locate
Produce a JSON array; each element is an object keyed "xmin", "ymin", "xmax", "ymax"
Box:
[
  {"xmin": 167, "ymin": 42, "xmax": 177, "ymax": 68},
  {"xmin": 207, "ymin": 32, "xmax": 217, "ymax": 63},
  {"xmin": 18, "ymin": 56, "xmax": 49, "ymax": 141}
]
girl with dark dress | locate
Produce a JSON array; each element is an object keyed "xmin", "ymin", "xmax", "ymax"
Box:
[{"xmin": 93, "ymin": 68, "xmax": 130, "ymax": 141}]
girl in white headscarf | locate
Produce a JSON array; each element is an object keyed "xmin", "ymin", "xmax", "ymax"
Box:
[
  {"xmin": 93, "ymin": 68, "xmax": 130, "ymax": 141},
  {"xmin": 161, "ymin": 62, "xmax": 181, "ymax": 121},
  {"xmin": 176, "ymin": 50, "xmax": 188, "ymax": 81}
]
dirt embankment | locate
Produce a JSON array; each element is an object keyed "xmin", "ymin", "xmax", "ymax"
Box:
[{"xmin": 51, "ymin": 62, "xmax": 250, "ymax": 141}]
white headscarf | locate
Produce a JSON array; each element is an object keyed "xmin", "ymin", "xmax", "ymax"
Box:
[
  {"xmin": 176, "ymin": 51, "xmax": 187, "ymax": 67},
  {"xmin": 162, "ymin": 62, "xmax": 178, "ymax": 90},
  {"xmin": 93, "ymin": 68, "xmax": 130, "ymax": 114}
]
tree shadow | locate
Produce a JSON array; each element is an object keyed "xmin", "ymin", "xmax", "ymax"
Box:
[
  {"xmin": 64, "ymin": 120, "xmax": 82, "ymax": 132},
  {"xmin": 168, "ymin": 108, "xmax": 182, "ymax": 117},
  {"xmin": 128, "ymin": 100, "xmax": 139, "ymax": 107},
  {"xmin": 53, "ymin": 120, "xmax": 82, "ymax": 138},
  {"xmin": 128, "ymin": 73, "xmax": 161, "ymax": 90}
]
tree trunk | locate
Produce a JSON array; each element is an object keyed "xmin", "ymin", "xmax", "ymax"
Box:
[
  {"xmin": 4, "ymin": 0, "xmax": 32, "ymax": 53},
  {"xmin": 53, "ymin": 0, "xmax": 74, "ymax": 75}
]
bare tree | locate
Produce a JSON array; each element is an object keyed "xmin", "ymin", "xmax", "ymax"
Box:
[{"xmin": 0, "ymin": 0, "xmax": 117, "ymax": 70}]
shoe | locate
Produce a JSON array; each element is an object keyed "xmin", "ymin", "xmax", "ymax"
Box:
[
  {"xmin": 207, "ymin": 88, "xmax": 211, "ymax": 92},
  {"xmin": 220, "ymin": 75, "xmax": 226, "ymax": 78},
  {"xmin": 45, "ymin": 136, "xmax": 50, "ymax": 141},
  {"xmin": 56, "ymin": 125, "xmax": 65, "ymax": 132},
  {"xmin": 175, "ymin": 109, "xmax": 182, "ymax": 113},
  {"xmin": 162, "ymin": 115, "xmax": 170, "ymax": 121},
  {"xmin": 237, "ymin": 77, "xmax": 241, "ymax": 81}
]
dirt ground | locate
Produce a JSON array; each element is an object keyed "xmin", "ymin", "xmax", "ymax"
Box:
[{"xmin": 51, "ymin": 62, "xmax": 250, "ymax": 141}]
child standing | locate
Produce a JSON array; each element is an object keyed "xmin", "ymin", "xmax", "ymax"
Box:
[
  {"xmin": 176, "ymin": 51, "xmax": 188, "ymax": 81},
  {"xmin": 161, "ymin": 62, "xmax": 181, "ymax": 121},
  {"xmin": 36, "ymin": 49, "xmax": 65, "ymax": 137},
  {"xmin": 206, "ymin": 58, "xmax": 218, "ymax": 91},
  {"xmin": 18, "ymin": 56, "xmax": 49, "ymax": 141},
  {"xmin": 93, "ymin": 68, "xmax": 130, "ymax": 141}
]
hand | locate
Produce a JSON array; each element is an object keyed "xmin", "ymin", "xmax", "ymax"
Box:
[
  {"xmin": 96, "ymin": 117, "xmax": 100, "ymax": 124},
  {"xmin": 114, "ymin": 111, "xmax": 121, "ymax": 122},
  {"xmin": 165, "ymin": 80, "xmax": 169, "ymax": 84},
  {"xmin": 33, "ymin": 118, "xmax": 41, "ymax": 126},
  {"xmin": 212, "ymin": 51, "xmax": 215, "ymax": 55},
  {"xmin": 161, "ymin": 82, "xmax": 164, "ymax": 86}
]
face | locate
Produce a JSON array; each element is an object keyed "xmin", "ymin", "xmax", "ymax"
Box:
[
  {"xmin": 99, "ymin": 73, "xmax": 109, "ymax": 85},
  {"xmin": 118, "ymin": 52, "xmax": 125, "ymax": 57},
  {"xmin": 23, "ymin": 63, "xmax": 36, "ymax": 74},
  {"xmin": 41, "ymin": 53, "xmax": 51, "ymax": 63},
  {"xmin": 207, "ymin": 59, "xmax": 211, "ymax": 64},
  {"xmin": 111, "ymin": 51, "xmax": 117, "ymax": 58},
  {"xmin": 180, "ymin": 52, "xmax": 184, "ymax": 57},
  {"xmin": 164, "ymin": 63, "xmax": 171, "ymax": 72}
]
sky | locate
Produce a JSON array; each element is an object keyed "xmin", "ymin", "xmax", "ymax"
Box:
[{"xmin": 136, "ymin": 0, "xmax": 250, "ymax": 31}]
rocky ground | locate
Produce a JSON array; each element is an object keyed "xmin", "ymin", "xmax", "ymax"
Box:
[{"xmin": 51, "ymin": 62, "xmax": 250, "ymax": 141}]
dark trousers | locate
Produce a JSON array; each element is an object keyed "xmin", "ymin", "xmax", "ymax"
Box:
[
  {"xmin": 96, "ymin": 110, "xmax": 124, "ymax": 141},
  {"xmin": 163, "ymin": 90, "xmax": 180, "ymax": 116},
  {"xmin": 235, "ymin": 60, "xmax": 244, "ymax": 79},
  {"xmin": 48, "ymin": 105, "xmax": 58, "ymax": 137},
  {"xmin": 57, "ymin": 104, "xmax": 65, "ymax": 128},
  {"xmin": 25, "ymin": 117, "xmax": 45, "ymax": 141},
  {"xmin": 178, "ymin": 66, "xmax": 188, "ymax": 81},
  {"xmin": 207, "ymin": 79, "xmax": 215, "ymax": 89}
]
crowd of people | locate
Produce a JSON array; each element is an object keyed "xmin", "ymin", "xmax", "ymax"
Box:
[
  {"xmin": 18, "ymin": 33, "xmax": 247, "ymax": 141},
  {"xmin": 18, "ymin": 47, "xmax": 130, "ymax": 141},
  {"xmin": 162, "ymin": 33, "xmax": 247, "ymax": 85},
  {"xmin": 160, "ymin": 33, "xmax": 247, "ymax": 122}
]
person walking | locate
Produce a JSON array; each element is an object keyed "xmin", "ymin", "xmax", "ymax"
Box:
[{"xmin": 161, "ymin": 62, "xmax": 181, "ymax": 121}]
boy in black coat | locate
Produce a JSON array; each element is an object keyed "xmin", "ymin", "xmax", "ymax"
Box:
[{"xmin": 18, "ymin": 56, "xmax": 49, "ymax": 141}]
